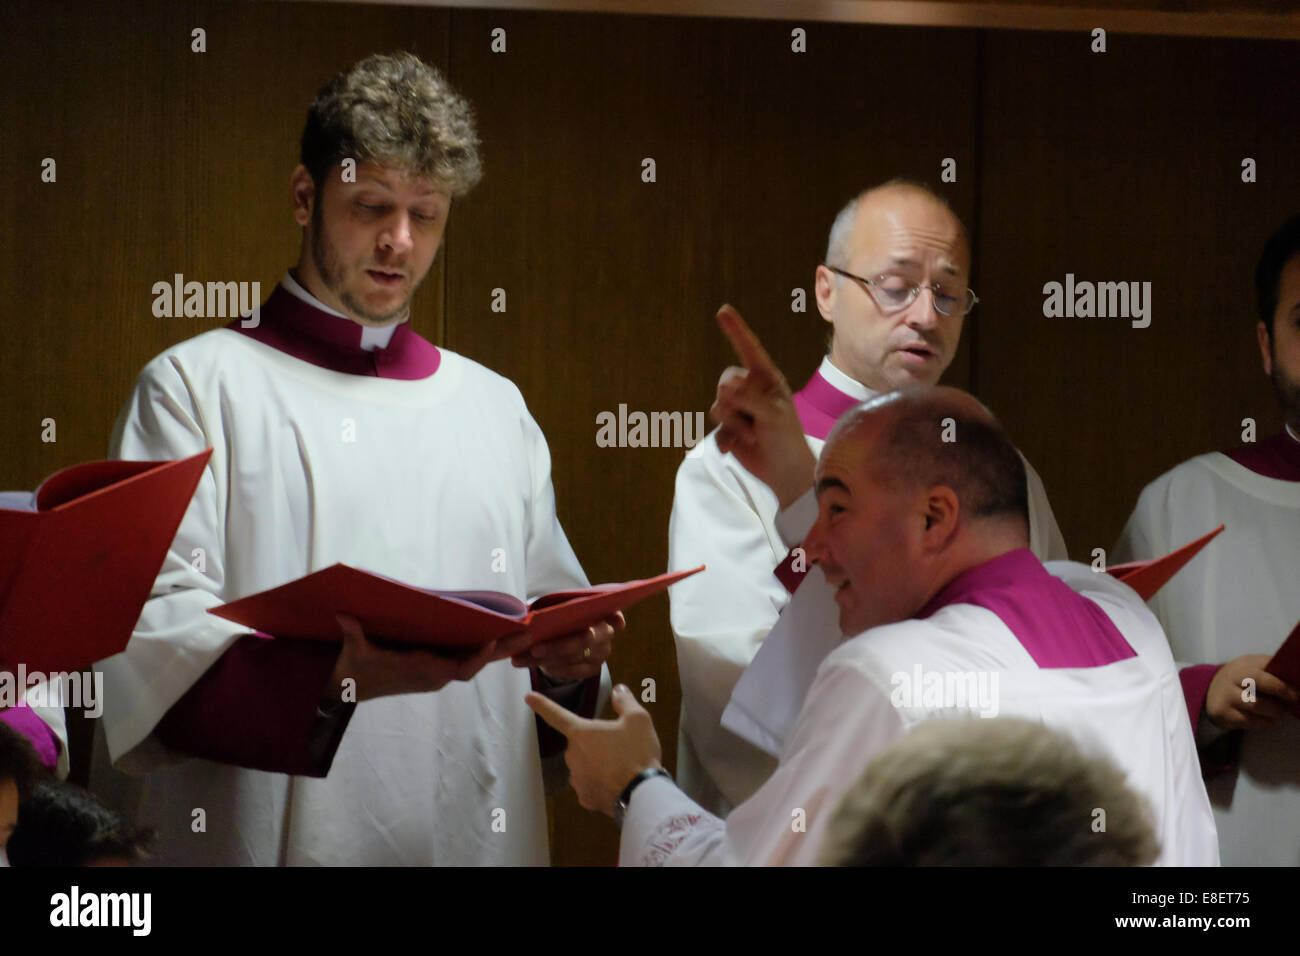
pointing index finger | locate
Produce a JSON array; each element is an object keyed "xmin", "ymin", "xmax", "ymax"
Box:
[
  {"xmin": 525, "ymin": 690, "xmax": 581, "ymax": 736},
  {"xmin": 716, "ymin": 304, "xmax": 781, "ymax": 384}
]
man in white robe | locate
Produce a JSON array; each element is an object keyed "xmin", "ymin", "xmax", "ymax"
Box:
[
  {"xmin": 1113, "ymin": 214, "xmax": 1300, "ymax": 866},
  {"xmin": 91, "ymin": 53, "xmax": 612, "ymax": 866},
  {"xmin": 532, "ymin": 387, "xmax": 1218, "ymax": 866},
  {"xmin": 669, "ymin": 182, "xmax": 1067, "ymax": 814}
]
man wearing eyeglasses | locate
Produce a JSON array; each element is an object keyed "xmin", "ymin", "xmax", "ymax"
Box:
[{"xmin": 667, "ymin": 180, "xmax": 1067, "ymax": 815}]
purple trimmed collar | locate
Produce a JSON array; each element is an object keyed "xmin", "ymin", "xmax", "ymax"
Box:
[
  {"xmin": 1225, "ymin": 429, "xmax": 1300, "ymax": 482},
  {"xmin": 792, "ymin": 369, "xmax": 862, "ymax": 440},
  {"xmin": 226, "ymin": 282, "xmax": 441, "ymax": 380},
  {"xmin": 918, "ymin": 548, "xmax": 1136, "ymax": 669}
]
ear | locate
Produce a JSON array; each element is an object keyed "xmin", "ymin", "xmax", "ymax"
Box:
[
  {"xmin": 920, "ymin": 485, "xmax": 960, "ymax": 554},
  {"xmin": 1257, "ymin": 320, "xmax": 1274, "ymax": 377},
  {"xmin": 814, "ymin": 265, "xmax": 837, "ymax": 325},
  {"xmin": 290, "ymin": 165, "xmax": 316, "ymax": 228}
]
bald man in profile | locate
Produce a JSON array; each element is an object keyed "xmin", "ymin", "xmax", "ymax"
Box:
[
  {"xmin": 533, "ymin": 384, "xmax": 1217, "ymax": 866},
  {"xmin": 668, "ymin": 180, "xmax": 1067, "ymax": 815}
]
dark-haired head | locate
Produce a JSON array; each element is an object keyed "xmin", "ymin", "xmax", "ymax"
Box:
[
  {"xmin": 805, "ymin": 386, "xmax": 1031, "ymax": 636},
  {"xmin": 6, "ymin": 780, "xmax": 153, "ymax": 867},
  {"xmin": 1256, "ymin": 214, "xmax": 1300, "ymax": 338}
]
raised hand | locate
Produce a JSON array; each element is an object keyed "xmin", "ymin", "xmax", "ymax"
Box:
[{"xmin": 711, "ymin": 304, "xmax": 817, "ymax": 508}]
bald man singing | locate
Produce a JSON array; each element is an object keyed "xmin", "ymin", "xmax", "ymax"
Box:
[
  {"xmin": 532, "ymin": 379, "xmax": 1218, "ymax": 866},
  {"xmin": 668, "ymin": 180, "xmax": 1067, "ymax": 815}
]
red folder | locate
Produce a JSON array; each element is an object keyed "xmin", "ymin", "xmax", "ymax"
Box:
[
  {"xmin": 1264, "ymin": 619, "xmax": 1300, "ymax": 714},
  {"xmin": 1105, "ymin": 525, "xmax": 1225, "ymax": 600},
  {"xmin": 210, "ymin": 564, "xmax": 704, "ymax": 655},
  {"xmin": 0, "ymin": 449, "xmax": 212, "ymax": 673}
]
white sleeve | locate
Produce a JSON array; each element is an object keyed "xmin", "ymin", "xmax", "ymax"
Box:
[
  {"xmin": 1110, "ymin": 485, "xmax": 1165, "ymax": 568},
  {"xmin": 1112, "ymin": 484, "xmax": 1184, "ymax": 653},
  {"xmin": 617, "ymin": 775, "xmax": 731, "ymax": 866},
  {"xmin": 621, "ymin": 650, "xmax": 904, "ymax": 866},
  {"xmin": 774, "ymin": 487, "xmax": 818, "ymax": 549},
  {"xmin": 1022, "ymin": 454, "xmax": 1069, "ymax": 561},
  {"xmin": 99, "ymin": 354, "xmax": 248, "ymax": 772},
  {"xmin": 1113, "ymin": 481, "xmax": 1211, "ymax": 691},
  {"xmin": 520, "ymin": 401, "xmax": 589, "ymax": 599},
  {"xmin": 667, "ymin": 436, "xmax": 793, "ymax": 804},
  {"xmin": 519, "ymin": 399, "xmax": 610, "ymax": 712}
]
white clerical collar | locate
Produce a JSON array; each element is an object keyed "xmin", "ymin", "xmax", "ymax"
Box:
[
  {"xmin": 819, "ymin": 356, "xmax": 877, "ymax": 402},
  {"xmin": 1287, "ymin": 424, "xmax": 1299, "ymax": 445},
  {"xmin": 281, "ymin": 271, "xmax": 405, "ymax": 351}
]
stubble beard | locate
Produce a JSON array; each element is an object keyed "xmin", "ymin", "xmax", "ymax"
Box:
[
  {"xmin": 310, "ymin": 202, "xmax": 415, "ymax": 326},
  {"xmin": 1271, "ymin": 351, "xmax": 1300, "ymax": 431}
]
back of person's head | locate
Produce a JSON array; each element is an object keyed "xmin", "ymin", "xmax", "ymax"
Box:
[
  {"xmin": 1256, "ymin": 213, "xmax": 1300, "ymax": 336},
  {"xmin": 818, "ymin": 717, "xmax": 1159, "ymax": 866},
  {"xmin": 300, "ymin": 51, "xmax": 482, "ymax": 197},
  {"xmin": 6, "ymin": 780, "xmax": 153, "ymax": 867}
]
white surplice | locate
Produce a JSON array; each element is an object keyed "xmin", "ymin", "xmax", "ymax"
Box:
[
  {"xmin": 1114, "ymin": 444, "xmax": 1300, "ymax": 866},
  {"xmin": 93, "ymin": 301, "xmax": 591, "ymax": 865},
  {"xmin": 667, "ymin": 357, "xmax": 1070, "ymax": 813},
  {"xmin": 625, "ymin": 559, "xmax": 1219, "ymax": 867}
]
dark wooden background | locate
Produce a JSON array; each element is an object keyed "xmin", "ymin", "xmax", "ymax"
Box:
[{"xmin": 1, "ymin": 0, "xmax": 1295, "ymax": 866}]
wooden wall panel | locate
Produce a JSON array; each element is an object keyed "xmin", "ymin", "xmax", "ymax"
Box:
[{"xmin": 975, "ymin": 30, "xmax": 1300, "ymax": 560}]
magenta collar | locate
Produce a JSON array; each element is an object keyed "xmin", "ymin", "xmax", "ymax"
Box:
[
  {"xmin": 0, "ymin": 704, "xmax": 59, "ymax": 770},
  {"xmin": 1226, "ymin": 430, "xmax": 1300, "ymax": 482},
  {"xmin": 918, "ymin": 549, "xmax": 1136, "ymax": 669},
  {"xmin": 793, "ymin": 370, "xmax": 862, "ymax": 441},
  {"xmin": 226, "ymin": 283, "xmax": 440, "ymax": 380}
]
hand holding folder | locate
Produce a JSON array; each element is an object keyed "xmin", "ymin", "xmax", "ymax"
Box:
[{"xmin": 210, "ymin": 564, "xmax": 704, "ymax": 657}]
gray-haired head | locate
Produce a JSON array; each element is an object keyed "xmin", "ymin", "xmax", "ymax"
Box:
[
  {"xmin": 300, "ymin": 52, "xmax": 483, "ymax": 197},
  {"xmin": 818, "ymin": 717, "xmax": 1160, "ymax": 866}
]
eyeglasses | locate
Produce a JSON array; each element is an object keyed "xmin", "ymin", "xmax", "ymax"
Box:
[{"xmin": 825, "ymin": 266, "xmax": 979, "ymax": 318}]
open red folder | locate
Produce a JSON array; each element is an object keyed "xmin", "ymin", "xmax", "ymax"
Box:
[
  {"xmin": 1105, "ymin": 525, "xmax": 1225, "ymax": 600},
  {"xmin": 210, "ymin": 564, "xmax": 704, "ymax": 655},
  {"xmin": 0, "ymin": 449, "xmax": 212, "ymax": 673}
]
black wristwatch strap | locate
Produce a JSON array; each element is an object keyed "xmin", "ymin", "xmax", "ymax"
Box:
[{"xmin": 614, "ymin": 767, "xmax": 672, "ymax": 828}]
